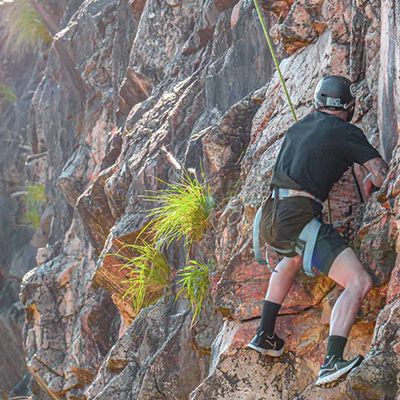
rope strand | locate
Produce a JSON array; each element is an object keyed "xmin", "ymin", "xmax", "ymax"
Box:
[{"xmin": 252, "ymin": 0, "xmax": 297, "ymax": 122}]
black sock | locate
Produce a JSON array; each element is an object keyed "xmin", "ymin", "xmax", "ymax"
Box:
[
  {"xmin": 326, "ymin": 335, "xmax": 347, "ymax": 359},
  {"xmin": 257, "ymin": 300, "xmax": 281, "ymax": 337}
]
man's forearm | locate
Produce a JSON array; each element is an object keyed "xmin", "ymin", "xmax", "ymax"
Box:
[
  {"xmin": 362, "ymin": 157, "xmax": 389, "ymax": 188},
  {"xmin": 363, "ymin": 173, "xmax": 378, "ymax": 198}
]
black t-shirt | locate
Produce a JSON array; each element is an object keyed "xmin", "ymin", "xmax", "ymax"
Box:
[{"xmin": 270, "ymin": 110, "xmax": 382, "ymax": 202}]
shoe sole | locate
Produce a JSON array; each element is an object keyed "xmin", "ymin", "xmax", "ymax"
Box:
[
  {"xmin": 246, "ymin": 343, "xmax": 284, "ymax": 357},
  {"xmin": 315, "ymin": 357, "xmax": 362, "ymax": 387},
  {"xmin": 316, "ymin": 375, "xmax": 347, "ymax": 389}
]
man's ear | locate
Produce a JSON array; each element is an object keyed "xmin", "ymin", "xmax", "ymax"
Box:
[{"xmin": 346, "ymin": 107, "xmax": 354, "ymax": 122}]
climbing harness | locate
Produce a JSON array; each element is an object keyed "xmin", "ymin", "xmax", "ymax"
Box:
[
  {"xmin": 295, "ymin": 218, "xmax": 322, "ymax": 276},
  {"xmin": 253, "ymin": 189, "xmax": 322, "ymax": 276},
  {"xmin": 271, "ymin": 188, "xmax": 323, "ymax": 205}
]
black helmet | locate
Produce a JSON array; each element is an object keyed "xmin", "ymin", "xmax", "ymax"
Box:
[{"xmin": 314, "ymin": 75, "xmax": 356, "ymax": 122}]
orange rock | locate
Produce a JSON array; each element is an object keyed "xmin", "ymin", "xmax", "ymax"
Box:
[
  {"xmin": 230, "ymin": 0, "xmax": 242, "ymax": 29},
  {"xmin": 387, "ymin": 253, "xmax": 400, "ymax": 304}
]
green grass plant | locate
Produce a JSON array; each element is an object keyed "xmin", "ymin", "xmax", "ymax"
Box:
[
  {"xmin": 0, "ymin": 0, "xmax": 52, "ymax": 55},
  {"xmin": 111, "ymin": 241, "xmax": 171, "ymax": 314},
  {"xmin": 176, "ymin": 260, "xmax": 211, "ymax": 324},
  {"xmin": 0, "ymin": 83, "xmax": 17, "ymax": 104},
  {"xmin": 22, "ymin": 183, "xmax": 46, "ymax": 229},
  {"xmin": 23, "ymin": 207, "xmax": 41, "ymax": 228},
  {"xmin": 24, "ymin": 183, "xmax": 46, "ymax": 203},
  {"xmin": 107, "ymin": 171, "xmax": 215, "ymax": 319},
  {"xmin": 144, "ymin": 172, "xmax": 214, "ymax": 249}
]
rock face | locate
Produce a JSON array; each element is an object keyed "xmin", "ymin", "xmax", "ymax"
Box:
[
  {"xmin": 1, "ymin": 0, "xmax": 399, "ymax": 399},
  {"xmin": 0, "ymin": 2, "xmax": 48, "ymax": 396}
]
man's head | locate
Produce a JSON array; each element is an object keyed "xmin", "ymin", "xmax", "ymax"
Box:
[{"xmin": 313, "ymin": 75, "xmax": 356, "ymax": 122}]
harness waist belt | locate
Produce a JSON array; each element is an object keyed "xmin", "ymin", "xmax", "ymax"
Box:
[{"xmin": 272, "ymin": 187, "xmax": 323, "ymax": 205}]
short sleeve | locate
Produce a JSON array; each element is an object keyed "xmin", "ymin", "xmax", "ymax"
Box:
[{"xmin": 342, "ymin": 126, "xmax": 382, "ymax": 165}]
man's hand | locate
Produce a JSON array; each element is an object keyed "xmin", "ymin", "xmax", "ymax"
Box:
[
  {"xmin": 363, "ymin": 173, "xmax": 379, "ymax": 199},
  {"xmin": 362, "ymin": 157, "xmax": 389, "ymax": 188}
]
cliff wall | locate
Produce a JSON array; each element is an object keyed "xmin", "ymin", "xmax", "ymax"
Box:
[
  {"xmin": 0, "ymin": 0, "xmax": 399, "ymax": 399},
  {"xmin": 0, "ymin": 1, "xmax": 49, "ymax": 394}
]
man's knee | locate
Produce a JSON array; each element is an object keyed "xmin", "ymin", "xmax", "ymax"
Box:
[
  {"xmin": 349, "ymin": 271, "xmax": 373, "ymax": 297},
  {"xmin": 359, "ymin": 272, "xmax": 373, "ymax": 296},
  {"xmin": 329, "ymin": 248, "xmax": 372, "ymax": 294}
]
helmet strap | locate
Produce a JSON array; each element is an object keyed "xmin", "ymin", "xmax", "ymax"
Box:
[{"xmin": 346, "ymin": 106, "xmax": 355, "ymax": 122}]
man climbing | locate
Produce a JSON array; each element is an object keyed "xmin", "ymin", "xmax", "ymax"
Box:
[{"xmin": 247, "ymin": 75, "xmax": 389, "ymax": 387}]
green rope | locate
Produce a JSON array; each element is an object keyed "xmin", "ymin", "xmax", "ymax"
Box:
[
  {"xmin": 252, "ymin": 0, "xmax": 297, "ymax": 122},
  {"xmin": 252, "ymin": 0, "xmax": 333, "ymax": 222}
]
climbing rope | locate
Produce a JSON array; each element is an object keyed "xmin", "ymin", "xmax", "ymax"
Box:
[
  {"xmin": 252, "ymin": 0, "xmax": 333, "ymax": 223},
  {"xmin": 252, "ymin": 0, "xmax": 297, "ymax": 122}
]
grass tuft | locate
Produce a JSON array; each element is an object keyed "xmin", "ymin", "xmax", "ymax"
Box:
[
  {"xmin": 0, "ymin": 0, "xmax": 52, "ymax": 55},
  {"xmin": 0, "ymin": 83, "xmax": 17, "ymax": 104},
  {"xmin": 107, "ymin": 171, "xmax": 214, "ymax": 319},
  {"xmin": 144, "ymin": 172, "xmax": 214, "ymax": 249},
  {"xmin": 110, "ymin": 241, "xmax": 171, "ymax": 314},
  {"xmin": 22, "ymin": 183, "xmax": 46, "ymax": 229},
  {"xmin": 25, "ymin": 183, "xmax": 47, "ymax": 203},
  {"xmin": 176, "ymin": 260, "xmax": 211, "ymax": 323}
]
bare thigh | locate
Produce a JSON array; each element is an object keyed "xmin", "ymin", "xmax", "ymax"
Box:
[{"xmin": 275, "ymin": 255, "xmax": 303, "ymax": 275}]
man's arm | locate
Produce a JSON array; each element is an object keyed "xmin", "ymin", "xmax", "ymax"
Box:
[
  {"xmin": 362, "ymin": 157, "xmax": 389, "ymax": 189},
  {"xmin": 362, "ymin": 173, "xmax": 377, "ymax": 198}
]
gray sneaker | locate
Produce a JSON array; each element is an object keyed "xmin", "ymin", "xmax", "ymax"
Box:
[
  {"xmin": 246, "ymin": 331, "xmax": 285, "ymax": 357},
  {"xmin": 316, "ymin": 354, "xmax": 364, "ymax": 387}
]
